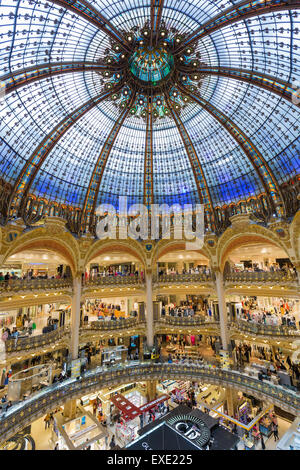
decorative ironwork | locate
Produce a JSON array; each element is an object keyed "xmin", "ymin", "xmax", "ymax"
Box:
[
  {"xmin": 174, "ymin": 0, "xmax": 300, "ymax": 55},
  {"xmin": 0, "ymin": 362, "xmax": 299, "ymax": 443}
]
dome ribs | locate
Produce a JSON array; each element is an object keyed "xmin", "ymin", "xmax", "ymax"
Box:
[
  {"xmin": 164, "ymin": 92, "xmax": 216, "ymax": 232},
  {"xmin": 174, "ymin": 0, "xmax": 300, "ymax": 55},
  {"xmin": 47, "ymin": 0, "xmax": 131, "ymax": 52},
  {"xmin": 178, "ymin": 85, "xmax": 287, "ymax": 219},
  {"xmin": 177, "ymin": 65, "xmax": 299, "ymax": 107},
  {"xmin": 80, "ymin": 91, "xmax": 137, "ymax": 232},
  {"xmin": 1, "ymin": 61, "xmax": 126, "ymax": 95},
  {"xmin": 7, "ymin": 84, "xmax": 123, "ymax": 222}
]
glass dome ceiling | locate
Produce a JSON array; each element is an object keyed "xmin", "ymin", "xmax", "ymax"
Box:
[{"xmin": 0, "ymin": 0, "xmax": 299, "ymax": 233}]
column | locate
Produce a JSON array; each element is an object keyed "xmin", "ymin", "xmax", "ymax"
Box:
[
  {"xmin": 139, "ymin": 336, "xmax": 144, "ymax": 361},
  {"xmin": 146, "ymin": 380, "xmax": 157, "ymax": 402},
  {"xmin": 215, "ymin": 270, "xmax": 230, "ymax": 351},
  {"xmin": 71, "ymin": 275, "xmax": 82, "ymax": 360},
  {"xmin": 225, "ymin": 389, "xmax": 238, "ymax": 417},
  {"xmin": 64, "ymin": 399, "xmax": 77, "ymax": 419},
  {"xmin": 145, "ymin": 269, "xmax": 154, "ymax": 349}
]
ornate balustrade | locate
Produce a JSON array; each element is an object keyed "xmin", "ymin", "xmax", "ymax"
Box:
[
  {"xmin": 83, "ymin": 275, "xmax": 144, "ymax": 288},
  {"xmin": 5, "ymin": 327, "xmax": 69, "ymax": 354},
  {"xmin": 0, "ymin": 362, "xmax": 299, "ymax": 442},
  {"xmin": 154, "ymin": 273, "xmax": 213, "ymax": 284},
  {"xmin": 231, "ymin": 321, "xmax": 300, "ymax": 338},
  {"xmin": 159, "ymin": 316, "xmax": 218, "ymax": 328},
  {"xmin": 82, "ymin": 317, "xmax": 144, "ymax": 331},
  {"xmin": 0, "ymin": 278, "xmax": 73, "ymax": 295},
  {"xmin": 224, "ymin": 271, "xmax": 298, "ymax": 284}
]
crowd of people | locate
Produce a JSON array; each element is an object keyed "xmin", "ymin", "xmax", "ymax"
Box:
[
  {"xmin": 158, "ymin": 266, "xmax": 211, "ymax": 276},
  {"xmin": 0, "ymin": 270, "xmax": 70, "ymax": 283},
  {"xmin": 230, "ymin": 262, "xmax": 296, "ymax": 275},
  {"xmin": 237, "ymin": 299, "xmax": 299, "ymax": 330}
]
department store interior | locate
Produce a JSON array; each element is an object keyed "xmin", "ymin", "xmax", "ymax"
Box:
[{"xmin": 0, "ymin": 0, "xmax": 300, "ymax": 454}]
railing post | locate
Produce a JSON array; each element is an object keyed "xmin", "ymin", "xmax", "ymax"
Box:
[{"xmin": 71, "ymin": 275, "xmax": 82, "ymax": 360}]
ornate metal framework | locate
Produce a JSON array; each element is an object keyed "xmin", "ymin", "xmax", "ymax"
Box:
[
  {"xmin": 174, "ymin": 0, "xmax": 300, "ymax": 55},
  {"xmin": 0, "ymin": 0, "xmax": 299, "ymax": 235}
]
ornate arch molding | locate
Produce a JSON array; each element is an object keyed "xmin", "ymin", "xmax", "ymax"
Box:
[
  {"xmin": 83, "ymin": 239, "xmax": 147, "ymax": 269},
  {"xmin": 1, "ymin": 226, "xmax": 80, "ymax": 276},
  {"xmin": 151, "ymin": 239, "xmax": 213, "ymax": 270},
  {"xmin": 217, "ymin": 223, "xmax": 293, "ymax": 273}
]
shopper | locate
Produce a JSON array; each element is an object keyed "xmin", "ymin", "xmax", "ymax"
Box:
[
  {"xmin": 260, "ymin": 435, "xmax": 266, "ymax": 450},
  {"xmin": 109, "ymin": 435, "xmax": 116, "ymax": 449},
  {"xmin": 44, "ymin": 413, "xmax": 51, "ymax": 429},
  {"xmin": 272, "ymin": 423, "xmax": 279, "ymax": 442}
]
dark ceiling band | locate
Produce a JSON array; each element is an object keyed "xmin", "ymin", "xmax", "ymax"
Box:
[
  {"xmin": 81, "ymin": 92, "xmax": 137, "ymax": 232},
  {"xmin": 178, "ymin": 84, "xmax": 287, "ymax": 218},
  {"xmin": 8, "ymin": 83, "xmax": 123, "ymax": 221},
  {"xmin": 177, "ymin": 66, "xmax": 299, "ymax": 106},
  {"xmin": 47, "ymin": 0, "xmax": 131, "ymax": 52},
  {"xmin": 174, "ymin": 0, "xmax": 300, "ymax": 55},
  {"xmin": 165, "ymin": 93, "xmax": 216, "ymax": 232},
  {"xmin": 2, "ymin": 61, "xmax": 126, "ymax": 95}
]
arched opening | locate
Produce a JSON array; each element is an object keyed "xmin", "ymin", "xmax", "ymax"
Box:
[
  {"xmin": 83, "ymin": 243, "xmax": 146, "ymax": 322},
  {"xmin": 1, "ymin": 243, "xmax": 74, "ymax": 336}
]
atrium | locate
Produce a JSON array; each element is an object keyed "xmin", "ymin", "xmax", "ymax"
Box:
[{"xmin": 0, "ymin": 0, "xmax": 299, "ymax": 454}]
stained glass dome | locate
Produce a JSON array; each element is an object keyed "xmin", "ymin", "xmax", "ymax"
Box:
[{"xmin": 0, "ymin": 0, "xmax": 299, "ymax": 234}]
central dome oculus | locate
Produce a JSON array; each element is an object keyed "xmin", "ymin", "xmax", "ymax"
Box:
[{"xmin": 129, "ymin": 45, "xmax": 174, "ymax": 86}]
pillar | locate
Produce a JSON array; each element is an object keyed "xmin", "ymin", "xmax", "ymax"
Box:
[
  {"xmin": 64, "ymin": 399, "xmax": 77, "ymax": 419},
  {"xmin": 225, "ymin": 389, "xmax": 238, "ymax": 417},
  {"xmin": 215, "ymin": 271, "xmax": 230, "ymax": 351},
  {"xmin": 71, "ymin": 275, "xmax": 82, "ymax": 360},
  {"xmin": 139, "ymin": 336, "xmax": 144, "ymax": 361},
  {"xmin": 146, "ymin": 380, "xmax": 157, "ymax": 402},
  {"xmin": 145, "ymin": 269, "xmax": 154, "ymax": 348}
]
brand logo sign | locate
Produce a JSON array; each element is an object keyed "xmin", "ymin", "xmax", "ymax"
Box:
[{"xmin": 167, "ymin": 414, "xmax": 210, "ymax": 448}]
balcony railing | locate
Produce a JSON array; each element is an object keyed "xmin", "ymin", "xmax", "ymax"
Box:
[
  {"xmin": 82, "ymin": 317, "xmax": 144, "ymax": 331},
  {"xmin": 0, "ymin": 362, "xmax": 299, "ymax": 443},
  {"xmin": 159, "ymin": 316, "xmax": 219, "ymax": 328},
  {"xmin": 84, "ymin": 275, "xmax": 144, "ymax": 288},
  {"xmin": 4, "ymin": 326, "xmax": 69, "ymax": 354},
  {"xmin": 224, "ymin": 271, "xmax": 298, "ymax": 283},
  {"xmin": 155, "ymin": 273, "xmax": 213, "ymax": 284},
  {"xmin": 231, "ymin": 321, "xmax": 300, "ymax": 337},
  {"xmin": 0, "ymin": 278, "xmax": 73, "ymax": 294}
]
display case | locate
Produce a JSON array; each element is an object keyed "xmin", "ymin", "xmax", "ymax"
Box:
[{"xmin": 259, "ymin": 416, "xmax": 273, "ymax": 437}]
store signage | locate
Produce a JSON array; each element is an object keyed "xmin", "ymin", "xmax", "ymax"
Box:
[
  {"xmin": 167, "ymin": 414, "xmax": 210, "ymax": 448},
  {"xmin": 139, "ymin": 394, "xmax": 169, "ymax": 413}
]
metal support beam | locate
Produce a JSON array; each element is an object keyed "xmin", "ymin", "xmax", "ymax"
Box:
[
  {"xmin": 48, "ymin": 0, "xmax": 131, "ymax": 51},
  {"xmin": 178, "ymin": 66, "xmax": 299, "ymax": 105},
  {"xmin": 81, "ymin": 91, "xmax": 136, "ymax": 231},
  {"xmin": 164, "ymin": 93, "xmax": 215, "ymax": 230},
  {"xmin": 1, "ymin": 61, "xmax": 126, "ymax": 95},
  {"xmin": 178, "ymin": 84, "xmax": 286, "ymax": 217},
  {"xmin": 144, "ymin": 100, "xmax": 154, "ymax": 208},
  {"xmin": 8, "ymin": 83, "xmax": 123, "ymax": 219},
  {"xmin": 175, "ymin": 0, "xmax": 300, "ymax": 54},
  {"xmin": 151, "ymin": 0, "xmax": 165, "ymax": 45}
]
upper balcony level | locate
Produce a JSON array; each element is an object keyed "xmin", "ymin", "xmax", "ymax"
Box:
[
  {"xmin": 0, "ymin": 270, "xmax": 298, "ymax": 300},
  {"xmin": 0, "ymin": 278, "xmax": 73, "ymax": 296}
]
